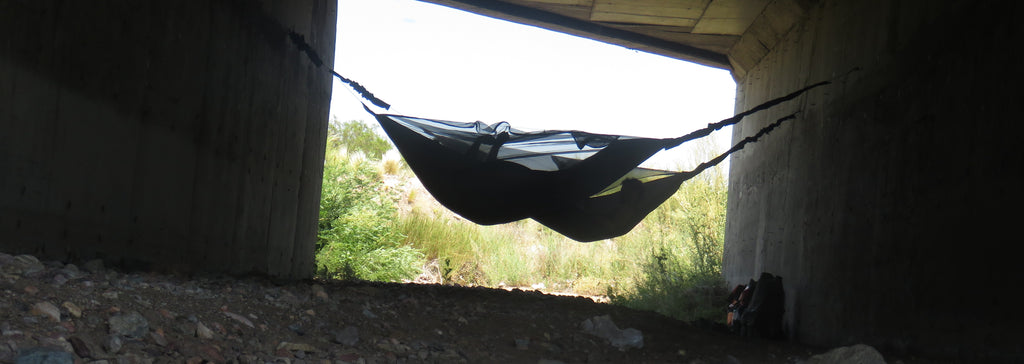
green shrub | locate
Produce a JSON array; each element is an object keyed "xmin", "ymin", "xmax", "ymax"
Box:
[
  {"xmin": 316, "ymin": 138, "xmax": 422, "ymax": 282},
  {"xmin": 316, "ymin": 205, "xmax": 423, "ymax": 282}
]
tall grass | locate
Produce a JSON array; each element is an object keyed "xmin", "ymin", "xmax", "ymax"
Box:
[
  {"xmin": 609, "ymin": 170, "xmax": 729, "ymax": 323},
  {"xmin": 396, "ymin": 212, "xmax": 626, "ymax": 293}
]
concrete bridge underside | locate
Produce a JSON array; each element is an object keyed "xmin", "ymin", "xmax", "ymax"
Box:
[{"xmin": 2, "ymin": 0, "xmax": 1022, "ymax": 361}]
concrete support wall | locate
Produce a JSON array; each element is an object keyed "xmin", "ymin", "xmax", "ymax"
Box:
[
  {"xmin": 725, "ymin": 0, "xmax": 1022, "ymax": 360},
  {"xmin": 0, "ymin": 0, "xmax": 336, "ymax": 279}
]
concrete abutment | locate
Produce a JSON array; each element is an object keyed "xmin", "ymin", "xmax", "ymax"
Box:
[
  {"xmin": 0, "ymin": 0, "xmax": 337, "ymax": 279},
  {"xmin": 725, "ymin": 0, "xmax": 1022, "ymax": 360}
]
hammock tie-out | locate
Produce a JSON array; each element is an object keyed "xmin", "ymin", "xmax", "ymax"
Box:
[{"xmin": 290, "ymin": 31, "xmax": 835, "ymax": 241}]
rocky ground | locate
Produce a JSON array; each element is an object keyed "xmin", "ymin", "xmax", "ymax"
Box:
[{"xmin": 2, "ymin": 251, "xmax": 945, "ymax": 364}]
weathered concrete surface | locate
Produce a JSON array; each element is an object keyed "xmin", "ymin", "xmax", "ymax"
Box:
[
  {"xmin": 725, "ymin": 0, "xmax": 1022, "ymax": 360},
  {"xmin": 0, "ymin": 0, "xmax": 336, "ymax": 278}
]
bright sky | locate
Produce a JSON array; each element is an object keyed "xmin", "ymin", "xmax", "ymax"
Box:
[{"xmin": 329, "ymin": 0, "xmax": 737, "ymax": 168}]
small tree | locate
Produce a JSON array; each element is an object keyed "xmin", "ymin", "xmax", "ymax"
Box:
[{"xmin": 328, "ymin": 117, "xmax": 391, "ymax": 160}]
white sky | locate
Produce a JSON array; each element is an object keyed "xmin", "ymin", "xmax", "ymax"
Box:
[{"xmin": 329, "ymin": 0, "xmax": 737, "ymax": 168}]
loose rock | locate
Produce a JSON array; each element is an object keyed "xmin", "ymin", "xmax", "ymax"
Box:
[
  {"xmin": 580, "ymin": 315, "xmax": 643, "ymax": 351},
  {"xmin": 223, "ymin": 311, "xmax": 254, "ymax": 329},
  {"xmin": 13, "ymin": 348, "xmax": 74, "ymax": 364},
  {"xmin": 276, "ymin": 341, "xmax": 317, "ymax": 353},
  {"xmin": 81, "ymin": 259, "xmax": 105, "ymax": 274},
  {"xmin": 30, "ymin": 302, "xmax": 61, "ymax": 322},
  {"xmin": 5, "ymin": 255, "xmax": 45, "ymax": 276},
  {"xmin": 108, "ymin": 311, "xmax": 149, "ymax": 339},
  {"xmin": 514, "ymin": 337, "xmax": 530, "ymax": 350},
  {"xmin": 311, "ymin": 285, "xmax": 329, "ymax": 301},
  {"xmin": 104, "ymin": 335, "xmax": 123, "ymax": 354},
  {"xmin": 331, "ymin": 326, "xmax": 359, "ymax": 346},
  {"xmin": 68, "ymin": 336, "xmax": 100, "ymax": 359},
  {"xmin": 61, "ymin": 302, "xmax": 82, "ymax": 318},
  {"xmin": 807, "ymin": 344, "xmax": 887, "ymax": 364},
  {"xmin": 195, "ymin": 322, "xmax": 215, "ymax": 339},
  {"xmin": 197, "ymin": 345, "xmax": 226, "ymax": 363},
  {"xmin": 149, "ymin": 329, "xmax": 169, "ymax": 347}
]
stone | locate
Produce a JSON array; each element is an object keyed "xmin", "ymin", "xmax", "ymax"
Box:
[
  {"xmin": 8, "ymin": 255, "xmax": 45, "ymax": 276},
  {"xmin": 2, "ymin": 322, "xmax": 23, "ymax": 337},
  {"xmin": 278, "ymin": 291, "xmax": 303, "ymax": 307},
  {"xmin": 157, "ymin": 309, "xmax": 175, "ymax": 320},
  {"xmin": 236, "ymin": 354, "xmax": 258, "ymax": 364},
  {"xmin": 108, "ymin": 311, "xmax": 149, "ymax": 339},
  {"xmin": 13, "ymin": 348, "xmax": 74, "ymax": 364},
  {"xmin": 195, "ymin": 322, "xmax": 215, "ymax": 339},
  {"xmin": 36, "ymin": 337, "xmax": 74, "ymax": 354},
  {"xmin": 68, "ymin": 336, "xmax": 101, "ymax": 359},
  {"xmin": 336, "ymin": 352, "xmax": 360, "ymax": 363},
  {"xmin": 197, "ymin": 345, "xmax": 226, "ymax": 363},
  {"xmin": 210, "ymin": 322, "xmax": 226, "ymax": 335},
  {"xmin": 580, "ymin": 315, "xmax": 643, "ymax": 351},
  {"xmin": 276, "ymin": 341, "xmax": 318, "ymax": 353},
  {"xmin": 82, "ymin": 259, "xmax": 105, "ymax": 274},
  {"xmin": 223, "ymin": 311, "xmax": 254, "ymax": 328},
  {"xmin": 149, "ymin": 330, "xmax": 168, "ymax": 347},
  {"xmin": 61, "ymin": 302, "xmax": 82, "ymax": 318},
  {"xmin": 311, "ymin": 285, "xmax": 329, "ymax": 301},
  {"xmin": 807, "ymin": 344, "xmax": 886, "ymax": 364},
  {"xmin": 104, "ymin": 335, "xmax": 122, "ymax": 354},
  {"xmin": 59, "ymin": 264, "xmax": 84, "ymax": 280},
  {"xmin": 514, "ymin": 338, "xmax": 530, "ymax": 350},
  {"xmin": 30, "ymin": 302, "xmax": 61, "ymax": 322},
  {"xmin": 331, "ymin": 326, "xmax": 359, "ymax": 346},
  {"xmin": 537, "ymin": 341, "xmax": 562, "ymax": 353},
  {"xmin": 113, "ymin": 353, "xmax": 148, "ymax": 364}
]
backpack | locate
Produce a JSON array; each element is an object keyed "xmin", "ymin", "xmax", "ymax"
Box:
[{"xmin": 741, "ymin": 272, "xmax": 786, "ymax": 339}]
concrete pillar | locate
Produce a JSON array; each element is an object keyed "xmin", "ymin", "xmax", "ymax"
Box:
[
  {"xmin": 725, "ymin": 0, "xmax": 1022, "ymax": 359},
  {"xmin": 0, "ymin": 0, "xmax": 336, "ymax": 279}
]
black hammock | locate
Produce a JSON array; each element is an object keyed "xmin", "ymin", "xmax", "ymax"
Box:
[
  {"xmin": 352, "ymin": 81, "xmax": 829, "ymax": 242},
  {"xmin": 289, "ymin": 31, "xmax": 832, "ymax": 241}
]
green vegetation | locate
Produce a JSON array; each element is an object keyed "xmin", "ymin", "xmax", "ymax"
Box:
[
  {"xmin": 327, "ymin": 116, "xmax": 392, "ymax": 160},
  {"xmin": 608, "ymin": 168, "xmax": 728, "ymax": 323},
  {"xmin": 315, "ymin": 119, "xmax": 730, "ymax": 323},
  {"xmin": 316, "ymin": 119, "xmax": 422, "ymax": 282}
]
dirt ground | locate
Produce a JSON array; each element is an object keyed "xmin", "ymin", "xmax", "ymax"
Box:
[{"xmin": 1, "ymin": 251, "xmax": 947, "ymax": 364}]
